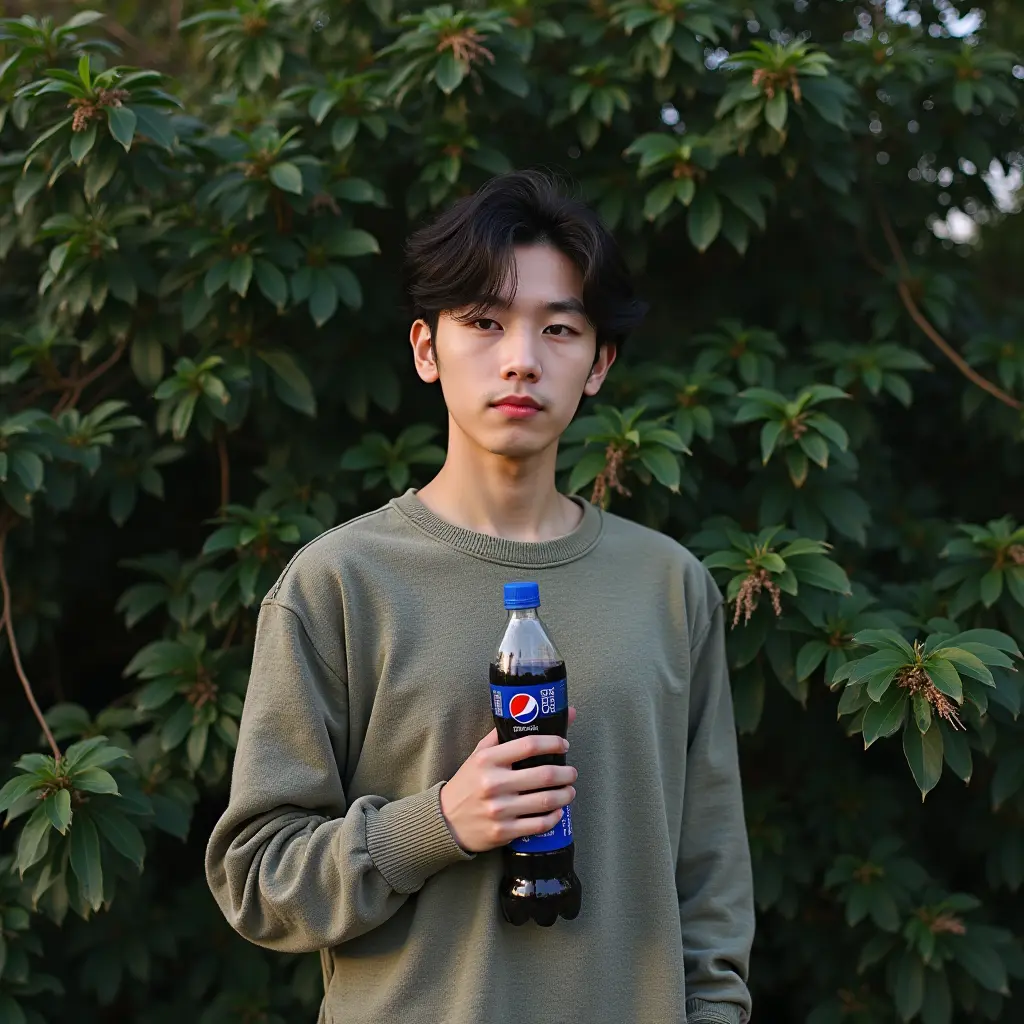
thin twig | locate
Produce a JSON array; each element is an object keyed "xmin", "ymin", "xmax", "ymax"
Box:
[
  {"xmin": 221, "ymin": 614, "xmax": 239, "ymax": 650},
  {"xmin": 52, "ymin": 340, "xmax": 128, "ymax": 416},
  {"xmin": 872, "ymin": 202, "xmax": 1022, "ymax": 412},
  {"xmin": 216, "ymin": 427, "xmax": 230, "ymax": 511},
  {"xmin": 0, "ymin": 530, "xmax": 62, "ymax": 763}
]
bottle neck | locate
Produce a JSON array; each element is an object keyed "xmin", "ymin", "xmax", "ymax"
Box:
[{"xmin": 507, "ymin": 607, "xmax": 540, "ymax": 621}]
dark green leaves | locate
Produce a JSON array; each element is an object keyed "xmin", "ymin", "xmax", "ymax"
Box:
[
  {"xmin": 268, "ymin": 162, "xmax": 302, "ymax": 194},
  {"xmin": 687, "ymin": 188, "xmax": 722, "ymax": 253},
  {"xmin": 106, "ymin": 105, "xmax": 136, "ymax": 150},
  {"xmin": 903, "ymin": 721, "xmax": 944, "ymax": 800}
]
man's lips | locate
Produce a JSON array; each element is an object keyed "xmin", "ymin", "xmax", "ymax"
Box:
[{"xmin": 492, "ymin": 396, "xmax": 543, "ymax": 418}]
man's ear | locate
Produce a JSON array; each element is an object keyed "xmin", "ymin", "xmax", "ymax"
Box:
[
  {"xmin": 583, "ymin": 341, "xmax": 617, "ymax": 397},
  {"xmin": 410, "ymin": 319, "xmax": 439, "ymax": 383}
]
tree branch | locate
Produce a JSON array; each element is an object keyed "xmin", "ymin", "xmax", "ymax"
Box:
[
  {"xmin": 52, "ymin": 339, "xmax": 129, "ymax": 416},
  {"xmin": 216, "ymin": 427, "xmax": 230, "ymax": 511},
  {"xmin": 873, "ymin": 202, "xmax": 1022, "ymax": 412},
  {"xmin": 0, "ymin": 529, "xmax": 62, "ymax": 763}
]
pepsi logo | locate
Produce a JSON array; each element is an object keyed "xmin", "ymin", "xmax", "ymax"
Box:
[{"xmin": 509, "ymin": 693, "xmax": 539, "ymax": 724}]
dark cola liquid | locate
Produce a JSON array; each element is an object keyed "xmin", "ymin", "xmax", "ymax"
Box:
[
  {"xmin": 489, "ymin": 660, "xmax": 569, "ymax": 769},
  {"xmin": 490, "ymin": 658, "xmax": 581, "ymax": 926}
]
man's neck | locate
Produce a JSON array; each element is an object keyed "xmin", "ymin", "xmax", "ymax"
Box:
[{"xmin": 415, "ymin": 423, "xmax": 583, "ymax": 543}]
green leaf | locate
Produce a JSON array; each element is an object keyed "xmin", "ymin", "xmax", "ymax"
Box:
[
  {"xmin": 0, "ymin": 774, "xmax": 43, "ymax": 815},
  {"xmin": 895, "ymin": 951, "xmax": 925, "ymax": 1020},
  {"xmin": 15, "ymin": 805, "xmax": 51, "ymax": 876},
  {"xmin": 43, "ymin": 788, "xmax": 72, "ymax": 834},
  {"xmin": 765, "ymin": 90, "xmax": 789, "ymax": 131},
  {"xmin": 0, "ymin": 993, "xmax": 27, "ymax": 1024},
  {"xmin": 785, "ymin": 447, "xmax": 808, "ymax": 488},
  {"xmin": 687, "ymin": 189, "xmax": 722, "ymax": 253},
  {"xmin": 566, "ymin": 449, "xmax": 608, "ymax": 495},
  {"xmin": 866, "ymin": 666, "xmax": 900, "ymax": 701},
  {"xmin": 760, "ymin": 421, "xmax": 783, "ymax": 464},
  {"xmin": 924, "ymin": 658, "xmax": 963, "ymax": 702},
  {"xmin": 309, "ymin": 278, "xmax": 338, "ymax": 327},
  {"xmin": 228, "ymin": 255, "xmax": 253, "ymax": 297},
  {"xmin": 786, "ymin": 554, "xmax": 851, "ymax": 594},
  {"xmin": 254, "ymin": 260, "xmax": 288, "ymax": 309},
  {"xmin": 259, "ymin": 350, "xmax": 316, "ymax": 417},
  {"xmin": 862, "ymin": 686, "xmax": 907, "ymax": 747},
  {"xmin": 795, "ymin": 640, "xmax": 829, "ymax": 680},
  {"xmin": 903, "ymin": 721, "xmax": 943, "ymax": 799},
  {"xmin": 435, "ymin": 49, "xmax": 465, "ymax": 94},
  {"xmin": 186, "ymin": 721, "xmax": 209, "ymax": 772},
  {"xmin": 268, "ymin": 162, "xmax": 303, "ymax": 194},
  {"xmin": 912, "ymin": 692, "xmax": 932, "ymax": 733},
  {"xmin": 107, "ymin": 105, "xmax": 137, "ymax": 151},
  {"xmin": 90, "ymin": 806, "xmax": 146, "ymax": 870},
  {"xmin": 953, "ymin": 80, "xmax": 973, "ymax": 115},
  {"xmin": 950, "ymin": 937, "xmax": 1009, "ymax": 994},
  {"xmin": 980, "ymin": 569, "xmax": 1003, "ymax": 607},
  {"xmin": 638, "ymin": 447, "xmax": 680, "ymax": 492},
  {"xmin": 70, "ymin": 124, "xmax": 97, "ymax": 165},
  {"xmin": 72, "ymin": 767, "xmax": 120, "ymax": 795},
  {"xmin": 992, "ymin": 748, "xmax": 1024, "ymax": 809},
  {"xmin": 940, "ymin": 720, "xmax": 972, "ymax": 783},
  {"xmin": 327, "ymin": 229, "xmax": 380, "ymax": 257},
  {"xmin": 644, "ymin": 180, "xmax": 678, "ymax": 221},
  {"xmin": 799, "ymin": 431, "xmax": 830, "ymax": 468},
  {"xmin": 69, "ymin": 812, "xmax": 104, "ymax": 911}
]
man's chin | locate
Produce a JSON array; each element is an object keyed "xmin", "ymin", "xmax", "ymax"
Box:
[{"xmin": 481, "ymin": 434, "xmax": 558, "ymax": 460}]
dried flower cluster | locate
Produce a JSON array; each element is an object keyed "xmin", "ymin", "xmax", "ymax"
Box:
[
  {"xmin": 590, "ymin": 443, "xmax": 631, "ymax": 510},
  {"xmin": 69, "ymin": 88, "xmax": 130, "ymax": 132},
  {"xmin": 751, "ymin": 67, "xmax": 802, "ymax": 102},
  {"xmin": 732, "ymin": 566, "xmax": 783, "ymax": 628},
  {"xmin": 896, "ymin": 663, "xmax": 964, "ymax": 730},
  {"xmin": 917, "ymin": 908, "xmax": 967, "ymax": 935},
  {"xmin": 436, "ymin": 28, "xmax": 495, "ymax": 67}
]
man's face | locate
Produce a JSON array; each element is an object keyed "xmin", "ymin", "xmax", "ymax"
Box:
[{"xmin": 410, "ymin": 244, "xmax": 616, "ymax": 460}]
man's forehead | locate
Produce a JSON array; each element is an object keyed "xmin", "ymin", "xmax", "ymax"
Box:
[{"xmin": 478, "ymin": 292, "xmax": 587, "ymax": 315}]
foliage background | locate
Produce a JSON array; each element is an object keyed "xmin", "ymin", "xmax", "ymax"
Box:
[{"xmin": 1, "ymin": 0, "xmax": 1024, "ymax": 1021}]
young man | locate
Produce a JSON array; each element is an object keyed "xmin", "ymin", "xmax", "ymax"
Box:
[{"xmin": 206, "ymin": 170, "xmax": 754, "ymax": 1024}]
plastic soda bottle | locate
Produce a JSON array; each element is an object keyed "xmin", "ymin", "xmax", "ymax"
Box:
[{"xmin": 489, "ymin": 581, "xmax": 582, "ymax": 926}]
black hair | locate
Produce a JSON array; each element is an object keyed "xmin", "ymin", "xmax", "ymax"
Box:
[{"xmin": 403, "ymin": 169, "xmax": 648, "ymax": 354}]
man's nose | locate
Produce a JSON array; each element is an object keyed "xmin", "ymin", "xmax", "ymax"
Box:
[{"xmin": 500, "ymin": 328, "xmax": 542, "ymax": 382}]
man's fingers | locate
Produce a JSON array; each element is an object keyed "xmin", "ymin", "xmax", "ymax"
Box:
[
  {"xmin": 489, "ymin": 733, "xmax": 568, "ymax": 766},
  {"xmin": 474, "ymin": 727, "xmax": 499, "ymax": 751},
  {"xmin": 568, "ymin": 705, "xmax": 577, "ymax": 728},
  {"xmin": 493, "ymin": 763, "xmax": 577, "ymax": 795},
  {"xmin": 507, "ymin": 786, "xmax": 576, "ymax": 818}
]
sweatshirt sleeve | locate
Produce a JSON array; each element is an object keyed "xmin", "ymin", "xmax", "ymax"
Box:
[
  {"xmin": 678, "ymin": 598, "xmax": 755, "ymax": 1024},
  {"xmin": 205, "ymin": 599, "xmax": 471, "ymax": 953}
]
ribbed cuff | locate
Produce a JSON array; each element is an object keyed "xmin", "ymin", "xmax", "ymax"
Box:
[
  {"xmin": 686, "ymin": 998, "xmax": 745, "ymax": 1024},
  {"xmin": 365, "ymin": 782, "xmax": 473, "ymax": 894}
]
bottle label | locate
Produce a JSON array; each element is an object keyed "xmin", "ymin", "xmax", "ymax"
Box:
[
  {"xmin": 490, "ymin": 678, "xmax": 572, "ymax": 852},
  {"xmin": 508, "ymin": 803, "xmax": 573, "ymax": 854},
  {"xmin": 490, "ymin": 678, "xmax": 567, "ymax": 725}
]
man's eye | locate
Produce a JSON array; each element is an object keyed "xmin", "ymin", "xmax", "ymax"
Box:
[
  {"xmin": 545, "ymin": 324, "xmax": 577, "ymax": 337},
  {"xmin": 474, "ymin": 318, "xmax": 500, "ymax": 331}
]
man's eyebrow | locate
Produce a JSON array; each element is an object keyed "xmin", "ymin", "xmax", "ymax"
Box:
[
  {"xmin": 473, "ymin": 295, "xmax": 588, "ymax": 316},
  {"xmin": 545, "ymin": 298, "xmax": 587, "ymax": 316}
]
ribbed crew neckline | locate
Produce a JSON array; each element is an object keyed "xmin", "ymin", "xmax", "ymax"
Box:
[{"xmin": 390, "ymin": 488, "xmax": 604, "ymax": 568}]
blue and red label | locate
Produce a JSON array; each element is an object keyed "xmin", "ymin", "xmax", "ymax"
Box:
[
  {"xmin": 490, "ymin": 679, "xmax": 568, "ymax": 722},
  {"xmin": 490, "ymin": 678, "xmax": 572, "ymax": 852}
]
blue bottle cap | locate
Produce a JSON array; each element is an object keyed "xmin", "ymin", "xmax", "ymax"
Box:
[{"xmin": 504, "ymin": 582, "xmax": 540, "ymax": 610}]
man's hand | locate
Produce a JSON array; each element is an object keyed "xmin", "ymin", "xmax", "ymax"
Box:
[{"xmin": 440, "ymin": 706, "xmax": 578, "ymax": 854}]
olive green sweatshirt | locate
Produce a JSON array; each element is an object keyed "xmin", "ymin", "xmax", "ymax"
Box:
[{"xmin": 205, "ymin": 489, "xmax": 754, "ymax": 1024}]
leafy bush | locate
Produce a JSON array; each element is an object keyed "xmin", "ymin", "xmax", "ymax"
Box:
[{"xmin": 1, "ymin": 1, "xmax": 1023, "ymax": 1021}]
